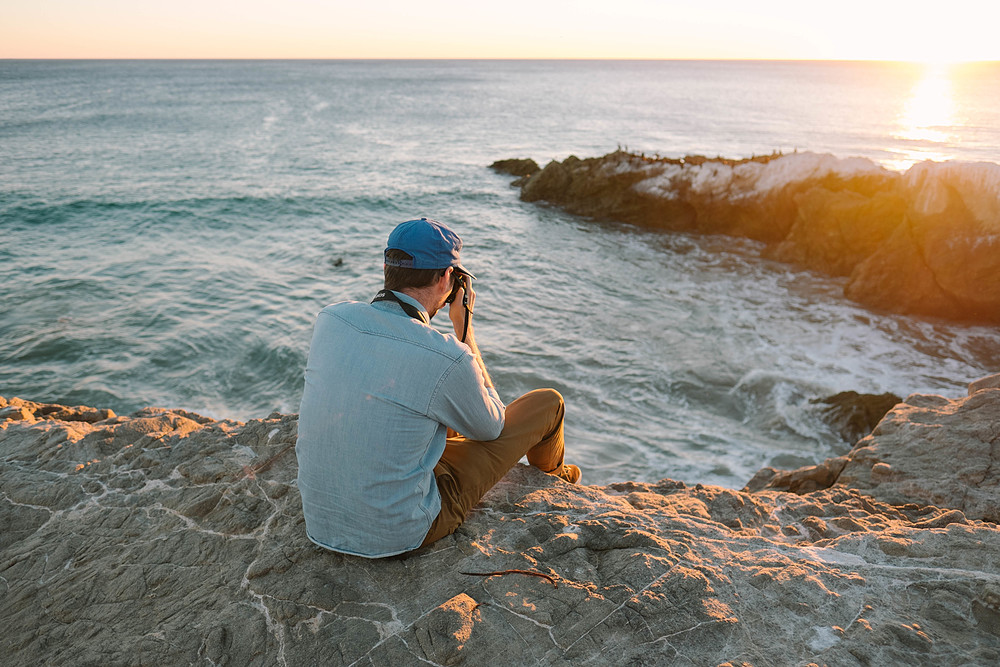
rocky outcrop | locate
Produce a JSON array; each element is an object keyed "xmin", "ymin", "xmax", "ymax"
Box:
[
  {"xmin": 812, "ymin": 391, "xmax": 902, "ymax": 446},
  {"xmin": 3, "ymin": 390, "xmax": 1000, "ymax": 666},
  {"xmin": 489, "ymin": 158, "xmax": 539, "ymax": 179},
  {"xmin": 746, "ymin": 375, "xmax": 1000, "ymax": 522},
  {"xmin": 498, "ymin": 151, "xmax": 1000, "ymax": 324},
  {"xmin": 744, "ymin": 391, "xmax": 902, "ymax": 493},
  {"xmin": 835, "ymin": 376, "xmax": 1000, "ymax": 522}
]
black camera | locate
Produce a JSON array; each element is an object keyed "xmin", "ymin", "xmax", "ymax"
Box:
[{"xmin": 445, "ymin": 273, "xmax": 466, "ymax": 305}]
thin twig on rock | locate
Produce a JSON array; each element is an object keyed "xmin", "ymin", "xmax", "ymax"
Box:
[{"xmin": 460, "ymin": 569, "xmax": 559, "ymax": 588}]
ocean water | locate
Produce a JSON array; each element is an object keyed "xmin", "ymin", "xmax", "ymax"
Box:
[{"xmin": 2, "ymin": 59, "xmax": 999, "ymax": 488}]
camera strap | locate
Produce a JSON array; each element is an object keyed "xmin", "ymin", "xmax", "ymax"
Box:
[
  {"xmin": 371, "ymin": 289, "xmax": 471, "ymax": 344},
  {"xmin": 371, "ymin": 290, "xmax": 428, "ymax": 325},
  {"xmin": 459, "ymin": 309, "xmax": 470, "ymax": 344}
]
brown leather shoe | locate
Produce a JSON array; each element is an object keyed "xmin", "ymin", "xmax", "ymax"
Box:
[{"xmin": 554, "ymin": 464, "xmax": 581, "ymax": 484}]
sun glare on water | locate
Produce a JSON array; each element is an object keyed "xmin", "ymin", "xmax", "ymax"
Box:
[
  {"xmin": 888, "ymin": 64, "xmax": 960, "ymax": 171},
  {"xmin": 898, "ymin": 66, "xmax": 955, "ymax": 143}
]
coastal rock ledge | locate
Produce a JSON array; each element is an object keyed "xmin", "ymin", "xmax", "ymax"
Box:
[
  {"xmin": 2, "ymin": 383, "xmax": 1000, "ymax": 666},
  {"xmin": 492, "ymin": 152, "xmax": 1000, "ymax": 325}
]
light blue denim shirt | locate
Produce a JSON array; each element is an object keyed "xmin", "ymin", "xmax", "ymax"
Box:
[{"xmin": 296, "ymin": 292, "xmax": 505, "ymax": 558}]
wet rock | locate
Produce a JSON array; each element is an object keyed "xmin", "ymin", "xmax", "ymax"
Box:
[
  {"xmin": 813, "ymin": 391, "xmax": 902, "ymax": 445},
  {"xmin": 3, "ymin": 396, "xmax": 1000, "ymax": 665},
  {"xmin": 489, "ymin": 158, "xmax": 540, "ymax": 178}
]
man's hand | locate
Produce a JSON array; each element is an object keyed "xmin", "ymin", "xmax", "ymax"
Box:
[
  {"xmin": 448, "ymin": 277, "xmax": 494, "ymax": 389},
  {"xmin": 448, "ymin": 277, "xmax": 474, "ymax": 335}
]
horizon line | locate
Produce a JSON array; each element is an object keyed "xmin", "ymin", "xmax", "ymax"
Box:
[{"xmin": 4, "ymin": 56, "xmax": 999, "ymax": 64}]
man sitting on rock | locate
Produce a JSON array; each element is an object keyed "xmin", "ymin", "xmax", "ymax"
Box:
[{"xmin": 296, "ymin": 217, "xmax": 580, "ymax": 558}]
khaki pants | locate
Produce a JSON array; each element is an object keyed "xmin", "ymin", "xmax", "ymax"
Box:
[{"xmin": 420, "ymin": 388, "xmax": 566, "ymax": 547}]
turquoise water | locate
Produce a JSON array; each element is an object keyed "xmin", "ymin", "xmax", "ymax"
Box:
[{"xmin": 2, "ymin": 60, "xmax": 999, "ymax": 487}]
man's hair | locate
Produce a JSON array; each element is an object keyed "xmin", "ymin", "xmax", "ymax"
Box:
[{"xmin": 384, "ymin": 249, "xmax": 448, "ymax": 291}]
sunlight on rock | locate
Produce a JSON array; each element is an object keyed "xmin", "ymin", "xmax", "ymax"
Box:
[{"xmin": 2, "ymin": 387, "xmax": 1000, "ymax": 664}]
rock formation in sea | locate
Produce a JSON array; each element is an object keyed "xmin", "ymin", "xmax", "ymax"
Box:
[
  {"xmin": 2, "ymin": 378, "xmax": 999, "ymax": 665},
  {"xmin": 491, "ymin": 152, "xmax": 1000, "ymax": 325},
  {"xmin": 811, "ymin": 391, "xmax": 902, "ymax": 447}
]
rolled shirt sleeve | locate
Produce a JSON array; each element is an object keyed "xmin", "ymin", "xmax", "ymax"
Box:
[{"xmin": 429, "ymin": 347, "xmax": 505, "ymax": 441}]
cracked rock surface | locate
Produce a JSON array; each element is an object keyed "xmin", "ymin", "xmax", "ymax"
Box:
[{"xmin": 2, "ymin": 393, "xmax": 1000, "ymax": 666}]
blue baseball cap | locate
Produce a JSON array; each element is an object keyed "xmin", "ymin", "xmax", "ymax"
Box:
[{"xmin": 384, "ymin": 218, "xmax": 476, "ymax": 279}]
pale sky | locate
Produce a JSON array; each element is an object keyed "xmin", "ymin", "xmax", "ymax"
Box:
[{"xmin": 2, "ymin": 0, "xmax": 998, "ymax": 61}]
